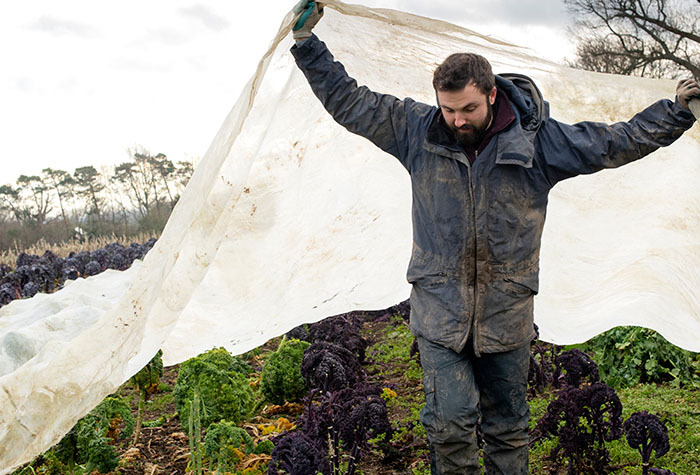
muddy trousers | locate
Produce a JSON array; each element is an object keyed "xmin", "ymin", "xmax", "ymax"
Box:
[{"xmin": 416, "ymin": 337, "xmax": 530, "ymax": 475}]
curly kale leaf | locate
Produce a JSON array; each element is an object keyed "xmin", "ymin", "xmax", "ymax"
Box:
[
  {"xmin": 337, "ymin": 386, "xmax": 393, "ymax": 464},
  {"xmin": 528, "ymin": 338, "xmax": 564, "ymax": 395},
  {"xmin": 90, "ymin": 396, "xmax": 135, "ymax": 440},
  {"xmin": 300, "ymin": 386, "xmax": 391, "ymax": 475},
  {"xmin": 289, "ymin": 314, "xmax": 368, "ymax": 362},
  {"xmin": 553, "ymin": 348, "xmax": 600, "ymax": 388},
  {"xmin": 301, "ymin": 341, "xmax": 364, "ymax": 393},
  {"xmin": 254, "ymin": 439, "xmax": 275, "ymax": 455}
]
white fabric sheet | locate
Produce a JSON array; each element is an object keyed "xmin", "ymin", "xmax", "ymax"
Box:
[{"xmin": 1, "ymin": 1, "xmax": 699, "ymax": 472}]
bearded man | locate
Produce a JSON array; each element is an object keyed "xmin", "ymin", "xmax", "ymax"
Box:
[{"xmin": 289, "ymin": 2, "xmax": 699, "ymax": 473}]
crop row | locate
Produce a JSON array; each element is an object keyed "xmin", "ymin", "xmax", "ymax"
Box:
[{"xmin": 0, "ymin": 238, "xmax": 156, "ymax": 306}]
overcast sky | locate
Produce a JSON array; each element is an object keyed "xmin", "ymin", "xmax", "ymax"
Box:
[{"xmin": 0, "ymin": 0, "xmax": 574, "ymax": 185}]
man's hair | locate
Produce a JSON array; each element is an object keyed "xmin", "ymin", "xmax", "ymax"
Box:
[{"xmin": 433, "ymin": 53, "xmax": 495, "ymax": 95}]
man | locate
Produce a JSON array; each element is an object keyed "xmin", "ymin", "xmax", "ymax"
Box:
[{"xmin": 289, "ymin": 2, "xmax": 699, "ymax": 473}]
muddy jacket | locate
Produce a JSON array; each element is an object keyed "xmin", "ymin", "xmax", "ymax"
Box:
[{"xmin": 291, "ymin": 35, "xmax": 696, "ymax": 355}]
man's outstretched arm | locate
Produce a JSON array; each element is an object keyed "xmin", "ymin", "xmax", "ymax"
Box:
[{"xmin": 539, "ymin": 80, "xmax": 697, "ymax": 185}]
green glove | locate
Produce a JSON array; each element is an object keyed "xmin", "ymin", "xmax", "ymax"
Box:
[{"xmin": 292, "ymin": 1, "xmax": 323, "ymax": 40}]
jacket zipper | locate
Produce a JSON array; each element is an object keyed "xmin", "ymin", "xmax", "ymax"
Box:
[{"xmin": 467, "ymin": 151, "xmax": 480, "ymax": 357}]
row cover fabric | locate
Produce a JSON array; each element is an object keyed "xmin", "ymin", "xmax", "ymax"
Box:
[{"xmin": 1, "ymin": 1, "xmax": 698, "ymax": 471}]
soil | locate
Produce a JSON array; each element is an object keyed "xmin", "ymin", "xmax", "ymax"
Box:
[{"xmin": 117, "ymin": 368, "xmax": 190, "ymax": 475}]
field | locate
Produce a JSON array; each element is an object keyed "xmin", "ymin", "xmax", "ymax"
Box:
[
  {"xmin": 3, "ymin": 239, "xmax": 700, "ymax": 474},
  {"xmin": 10, "ymin": 311, "xmax": 700, "ymax": 474}
]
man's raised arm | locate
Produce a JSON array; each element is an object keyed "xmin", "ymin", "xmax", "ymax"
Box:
[{"xmin": 289, "ymin": 1, "xmax": 435, "ymax": 171}]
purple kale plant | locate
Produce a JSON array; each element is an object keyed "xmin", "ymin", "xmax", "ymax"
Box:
[
  {"xmin": 0, "ymin": 283, "xmax": 20, "ymax": 304},
  {"xmin": 288, "ymin": 314, "xmax": 368, "ymax": 362},
  {"xmin": 370, "ymin": 299, "xmax": 411, "ymax": 323},
  {"xmin": 301, "ymin": 342, "xmax": 365, "ymax": 393},
  {"xmin": 336, "ymin": 386, "xmax": 393, "ymax": 475},
  {"xmin": 0, "ymin": 263, "xmax": 12, "ymax": 279},
  {"xmin": 528, "ymin": 339, "xmax": 564, "ymax": 395},
  {"xmin": 553, "ymin": 348, "xmax": 600, "ymax": 389},
  {"xmin": 531, "ymin": 382, "xmax": 623, "ymax": 474},
  {"xmin": 268, "ymin": 431, "xmax": 330, "ymax": 475},
  {"xmin": 300, "ymin": 385, "xmax": 392, "ymax": 475},
  {"xmin": 84, "ymin": 260, "xmax": 102, "ymax": 277},
  {"xmin": 299, "ymin": 389, "xmax": 343, "ymax": 469},
  {"xmin": 22, "ymin": 281, "xmax": 41, "ymax": 298},
  {"xmin": 624, "ymin": 411, "xmax": 674, "ymax": 475}
]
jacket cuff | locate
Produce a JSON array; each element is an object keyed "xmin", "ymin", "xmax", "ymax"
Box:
[
  {"xmin": 672, "ymin": 96, "xmax": 697, "ymax": 124},
  {"xmin": 290, "ymin": 33, "xmax": 319, "ymax": 55}
]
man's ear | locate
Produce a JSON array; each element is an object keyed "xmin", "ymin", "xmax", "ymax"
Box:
[{"xmin": 489, "ymin": 86, "xmax": 497, "ymax": 105}]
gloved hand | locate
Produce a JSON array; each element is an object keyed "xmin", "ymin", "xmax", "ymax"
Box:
[
  {"xmin": 676, "ymin": 77, "xmax": 700, "ymax": 111},
  {"xmin": 292, "ymin": 1, "xmax": 324, "ymax": 40}
]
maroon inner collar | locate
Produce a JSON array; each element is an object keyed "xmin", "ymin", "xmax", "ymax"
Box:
[{"xmin": 479, "ymin": 87, "xmax": 515, "ymax": 154}]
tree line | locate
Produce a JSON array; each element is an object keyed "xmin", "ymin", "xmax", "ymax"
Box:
[{"xmin": 0, "ymin": 148, "xmax": 193, "ymax": 251}]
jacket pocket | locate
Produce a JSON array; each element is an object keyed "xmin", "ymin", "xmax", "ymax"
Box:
[
  {"xmin": 406, "ymin": 247, "xmax": 449, "ymax": 287},
  {"xmin": 504, "ymin": 273, "xmax": 539, "ymax": 296},
  {"xmin": 480, "ymin": 271, "xmax": 538, "ymax": 350}
]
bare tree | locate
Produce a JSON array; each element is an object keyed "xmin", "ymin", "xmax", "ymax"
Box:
[
  {"xmin": 174, "ymin": 160, "xmax": 194, "ymax": 193},
  {"xmin": 16, "ymin": 175, "xmax": 52, "ymax": 227},
  {"xmin": 0, "ymin": 185, "xmax": 22, "ymax": 222},
  {"xmin": 42, "ymin": 168, "xmax": 74, "ymax": 236},
  {"xmin": 113, "ymin": 148, "xmax": 191, "ymax": 221},
  {"xmin": 565, "ymin": 0, "xmax": 700, "ymax": 78},
  {"xmin": 73, "ymin": 166, "xmax": 105, "ymax": 233},
  {"xmin": 149, "ymin": 153, "xmax": 177, "ymax": 209},
  {"xmin": 113, "ymin": 160, "xmax": 153, "ymax": 220}
]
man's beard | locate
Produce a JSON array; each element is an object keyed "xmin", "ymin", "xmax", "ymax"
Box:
[{"xmin": 449, "ymin": 101, "xmax": 493, "ymax": 149}]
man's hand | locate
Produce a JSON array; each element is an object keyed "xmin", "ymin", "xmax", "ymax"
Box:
[
  {"xmin": 676, "ymin": 77, "xmax": 700, "ymax": 110},
  {"xmin": 292, "ymin": 1, "xmax": 323, "ymax": 41}
]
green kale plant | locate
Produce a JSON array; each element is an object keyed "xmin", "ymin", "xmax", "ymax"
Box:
[
  {"xmin": 189, "ymin": 389, "xmax": 204, "ymax": 475},
  {"xmin": 253, "ymin": 439, "xmax": 275, "ymax": 454},
  {"xmin": 575, "ymin": 326, "xmax": 699, "ymax": 388},
  {"xmin": 203, "ymin": 421, "xmax": 254, "ymax": 472},
  {"xmin": 174, "ymin": 347, "xmax": 254, "ymax": 432},
  {"xmin": 260, "ymin": 337, "xmax": 310, "ymax": 405},
  {"xmin": 130, "ymin": 349, "xmax": 163, "ymax": 444},
  {"xmin": 52, "ymin": 396, "xmax": 135, "ymax": 473}
]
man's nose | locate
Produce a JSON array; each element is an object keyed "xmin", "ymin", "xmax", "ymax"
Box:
[{"xmin": 455, "ymin": 114, "xmax": 468, "ymax": 128}]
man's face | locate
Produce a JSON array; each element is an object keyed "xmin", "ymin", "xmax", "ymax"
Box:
[{"xmin": 437, "ymin": 83, "xmax": 497, "ymax": 149}]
